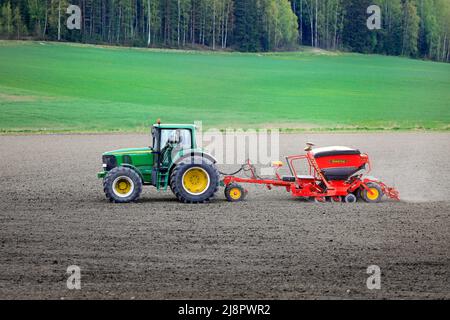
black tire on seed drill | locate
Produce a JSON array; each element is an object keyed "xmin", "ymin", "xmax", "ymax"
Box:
[
  {"xmin": 361, "ymin": 182, "xmax": 384, "ymax": 203},
  {"xmin": 103, "ymin": 166, "xmax": 143, "ymax": 203},
  {"xmin": 225, "ymin": 183, "xmax": 246, "ymax": 202},
  {"xmin": 170, "ymin": 157, "xmax": 219, "ymax": 203},
  {"xmin": 344, "ymin": 193, "xmax": 357, "ymax": 203}
]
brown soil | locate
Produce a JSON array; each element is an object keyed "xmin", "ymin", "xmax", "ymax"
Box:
[{"xmin": 0, "ymin": 133, "xmax": 448, "ymax": 299}]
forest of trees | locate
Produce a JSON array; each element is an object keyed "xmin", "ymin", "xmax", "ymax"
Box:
[{"xmin": 0, "ymin": 0, "xmax": 449, "ymax": 62}]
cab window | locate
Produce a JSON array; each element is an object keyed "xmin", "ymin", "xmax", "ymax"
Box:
[{"xmin": 160, "ymin": 129, "xmax": 192, "ymax": 150}]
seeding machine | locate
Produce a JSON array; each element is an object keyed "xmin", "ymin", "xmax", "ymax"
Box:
[{"xmin": 223, "ymin": 143, "xmax": 400, "ymax": 203}]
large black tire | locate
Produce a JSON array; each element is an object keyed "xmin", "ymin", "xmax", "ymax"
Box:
[
  {"xmin": 103, "ymin": 166, "xmax": 143, "ymax": 203},
  {"xmin": 170, "ymin": 157, "xmax": 219, "ymax": 203},
  {"xmin": 360, "ymin": 182, "xmax": 384, "ymax": 203}
]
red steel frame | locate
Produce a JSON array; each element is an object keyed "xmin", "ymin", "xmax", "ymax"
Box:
[{"xmin": 223, "ymin": 153, "xmax": 400, "ymax": 201}]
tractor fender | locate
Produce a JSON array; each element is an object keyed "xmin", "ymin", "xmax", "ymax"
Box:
[
  {"xmin": 170, "ymin": 150, "xmax": 217, "ymax": 171},
  {"xmin": 119, "ymin": 164, "xmax": 145, "ymax": 183}
]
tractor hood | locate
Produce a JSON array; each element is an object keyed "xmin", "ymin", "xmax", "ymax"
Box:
[{"xmin": 103, "ymin": 147, "xmax": 152, "ymax": 156}]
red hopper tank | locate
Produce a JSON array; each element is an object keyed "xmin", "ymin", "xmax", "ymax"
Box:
[{"xmin": 310, "ymin": 146, "xmax": 369, "ymax": 180}]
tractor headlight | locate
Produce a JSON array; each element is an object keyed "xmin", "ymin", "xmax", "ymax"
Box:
[{"xmin": 102, "ymin": 155, "xmax": 117, "ymax": 171}]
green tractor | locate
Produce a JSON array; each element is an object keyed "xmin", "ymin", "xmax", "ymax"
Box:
[{"xmin": 97, "ymin": 122, "xmax": 219, "ymax": 203}]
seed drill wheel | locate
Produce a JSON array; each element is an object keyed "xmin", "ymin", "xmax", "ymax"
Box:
[
  {"xmin": 344, "ymin": 193, "xmax": 357, "ymax": 203},
  {"xmin": 103, "ymin": 166, "xmax": 143, "ymax": 203},
  {"xmin": 361, "ymin": 183, "xmax": 384, "ymax": 203},
  {"xmin": 225, "ymin": 183, "xmax": 246, "ymax": 202},
  {"xmin": 330, "ymin": 196, "xmax": 343, "ymax": 203},
  {"xmin": 170, "ymin": 157, "xmax": 219, "ymax": 203},
  {"xmin": 313, "ymin": 196, "xmax": 327, "ymax": 203}
]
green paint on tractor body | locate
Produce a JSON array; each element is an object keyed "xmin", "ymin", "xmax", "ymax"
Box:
[{"xmin": 98, "ymin": 147, "xmax": 154, "ymax": 183}]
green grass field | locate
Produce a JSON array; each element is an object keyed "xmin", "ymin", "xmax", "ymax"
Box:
[{"xmin": 0, "ymin": 41, "xmax": 449, "ymax": 133}]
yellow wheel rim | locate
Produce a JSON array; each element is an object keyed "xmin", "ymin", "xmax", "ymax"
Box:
[
  {"xmin": 367, "ymin": 188, "xmax": 379, "ymax": 201},
  {"xmin": 182, "ymin": 167, "xmax": 210, "ymax": 195},
  {"xmin": 229, "ymin": 188, "xmax": 242, "ymax": 200},
  {"xmin": 113, "ymin": 177, "xmax": 133, "ymax": 197}
]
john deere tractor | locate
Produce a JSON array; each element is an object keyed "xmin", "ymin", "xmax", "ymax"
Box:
[{"xmin": 97, "ymin": 122, "xmax": 219, "ymax": 203}]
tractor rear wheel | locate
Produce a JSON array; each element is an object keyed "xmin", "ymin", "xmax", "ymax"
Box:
[
  {"xmin": 225, "ymin": 183, "xmax": 246, "ymax": 202},
  {"xmin": 361, "ymin": 183, "xmax": 383, "ymax": 203},
  {"xmin": 170, "ymin": 157, "xmax": 219, "ymax": 203},
  {"xmin": 103, "ymin": 166, "xmax": 143, "ymax": 203}
]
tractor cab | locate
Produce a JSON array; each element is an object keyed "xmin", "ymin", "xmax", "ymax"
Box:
[
  {"xmin": 150, "ymin": 123, "xmax": 197, "ymax": 189},
  {"xmin": 151, "ymin": 124, "xmax": 195, "ymax": 165}
]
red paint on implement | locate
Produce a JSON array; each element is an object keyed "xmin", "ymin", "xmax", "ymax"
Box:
[{"xmin": 223, "ymin": 148, "xmax": 400, "ymax": 202}]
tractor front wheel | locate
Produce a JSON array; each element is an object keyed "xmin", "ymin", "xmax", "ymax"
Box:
[
  {"xmin": 170, "ymin": 157, "xmax": 219, "ymax": 203},
  {"xmin": 103, "ymin": 166, "xmax": 143, "ymax": 203}
]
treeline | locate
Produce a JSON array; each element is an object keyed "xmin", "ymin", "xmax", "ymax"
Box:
[
  {"xmin": 0, "ymin": 0, "xmax": 449, "ymax": 62},
  {"xmin": 293, "ymin": 0, "xmax": 450, "ymax": 62},
  {"xmin": 0, "ymin": 0, "xmax": 298, "ymax": 51}
]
